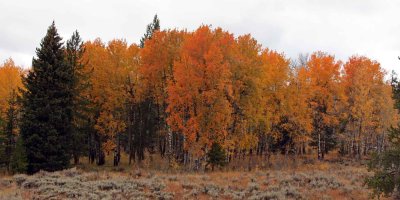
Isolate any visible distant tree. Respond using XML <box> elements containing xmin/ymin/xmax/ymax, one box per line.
<box><xmin>207</xmin><ymin>142</ymin><xmax>227</xmax><ymax>171</ymax></box>
<box><xmin>139</xmin><ymin>14</ymin><xmax>160</xmax><ymax>48</ymax></box>
<box><xmin>20</xmin><ymin>22</ymin><xmax>73</xmax><ymax>174</ymax></box>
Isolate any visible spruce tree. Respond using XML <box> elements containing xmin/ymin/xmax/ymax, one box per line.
<box><xmin>207</xmin><ymin>142</ymin><xmax>227</xmax><ymax>171</ymax></box>
<box><xmin>4</xmin><ymin>91</ymin><xmax>18</xmax><ymax>171</ymax></box>
<box><xmin>66</xmin><ymin>31</ymin><xmax>91</xmax><ymax>165</ymax></box>
<box><xmin>0</xmin><ymin>90</ymin><xmax>19</xmax><ymax>171</ymax></box>
<box><xmin>10</xmin><ymin>136</ymin><xmax>27</xmax><ymax>173</ymax></box>
<box><xmin>366</xmin><ymin>125</ymin><xmax>400</xmax><ymax>198</ymax></box>
<box><xmin>139</xmin><ymin>14</ymin><xmax>160</xmax><ymax>48</ymax></box>
<box><xmin>20</xmin><ymin>22</ymin><xmax>73</xmax><ymax>174</ymax></box>
<box><xmin>0</xmin><ymin>116</ymin><xmax>5</xmax><ymax>168</ymax></box>
<box><xmin>366</xmin><ymin>70</ymin><xmax>400</xmax><ymax>198</ymax></box>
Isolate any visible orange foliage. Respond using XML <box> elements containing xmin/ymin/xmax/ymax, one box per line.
<box><xmin>167</xmin><ymin>26</ymin><xmax>234</xmax><ymax>156</ymax></box>
<box><xmin>0</xmin><ymin>58</ymin><xmax>24</xmax><ymax>118</ymax></box>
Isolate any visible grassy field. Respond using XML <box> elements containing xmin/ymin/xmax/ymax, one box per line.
<box><xmin>0</xmin><ymin>154</ymin><xmax>391</xmax><ymax>200</ymax></box>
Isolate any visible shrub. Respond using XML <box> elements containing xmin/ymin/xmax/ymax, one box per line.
<box><xmin>13</xmin><ymin>174</ymin><xmax>27</xmax><ymax>186</ymax></box>
<box><xmin>182</xmin><ymin>181</ymin><xmax>198</xmax><ymax>190</ymax></box>
<box><xmin>202</xmin><ymin>183</ymin><xmax>222</xmax><ymax>197</ymax></box>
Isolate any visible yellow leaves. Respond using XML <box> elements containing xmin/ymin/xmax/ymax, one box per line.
<box><xmin>307</xmin><ymin>52</ymin><xmax>342</xmax><ymax>126</ymax></box>
<box><xmin>343</xmin><ymin>56</ymin><xmax>395</xmax><ymax>137</ymax></box>
<box><xmin>237</xmin><ymin>132</ymin><xmax>259</xmax><ymax>150</ymax></box>
<box><xmin>167</xmin><ymin>26</ymin><xmax>234</xmax><ymax>155</ymax></box>
<box><xmin>102</xmin><ymin>140</ymin><xmax>116</xmax><ymax>153</ymax></box>
<box><xmin>95</xmin><ymin>111</ymin><xmax>126</xmax><ymax>136</ymax></box>
<box><xmin>83</xmin><ymin>38</ymin><xmax>140</xmax><ymax>152</ymax></box>
<box><xmin>0</xmin><ymin>58</ymin><xmax>24</xmax><ymax>118</ymax></box>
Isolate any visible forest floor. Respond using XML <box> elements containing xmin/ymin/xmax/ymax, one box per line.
<box><xmin>0</xmin><ymin>155</ymin><xmax>392</xmax><ymax>200</ymax></box>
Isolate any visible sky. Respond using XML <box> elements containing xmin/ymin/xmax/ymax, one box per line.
<box><xmin>0</xmin><ymin>0</ymin><xmax>399</xmax><ymax>74</ymax></box>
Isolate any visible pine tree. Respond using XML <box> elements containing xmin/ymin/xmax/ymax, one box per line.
<box><xmin>366</xmin><ymin>69</ymin><xmax>400</xmax><ymax>198</ymax></box>
<box><xmin>10</xmin><ymin>136</ymin><xmax>27</xmax><ymax>173</ymax></box>
<box><xmin>391</xmin><ymin>70</ymin><xmax>400</xmax><ymax>111</ymax></box>
<box><xmin>206</xmin><ymin>142</ymin><xmax>227</xmax><ymax>171</ymax></box>
<box><xmin>20</xmin><ymin>22</ymin><xmax>73</xmax><ymax>174</ymax></box>
<box><xmin>66</xmin><ymin>30</ymin><xmax>91</xmax><ymax>165</ymax></box>
<box><xmin>139</xmin><ymin>14</ymin><xmax>160</xmax><ymax>48</ymax></box>
<box><xmin>4</xmin><ymin>91</ymin><xmax>18</xmax><ymax>171</ymax></box>
<box><xmin>366</xmin><ymin>125</ymin><xmax>400</xmax><ymax>198</ymax></box>
<box><xmin>0</xmin><ymin>116</ymin><xmax>5</xmax><ymax>168</ymax></box>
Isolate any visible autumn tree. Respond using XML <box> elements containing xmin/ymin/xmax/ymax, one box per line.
<box><xmin>0</xmin><ymin>58</ymin><xmax>24</xmax><ymax>116</ymax></box>
<box><xmin>306</xmin><ymin>52</ymin><xmax>342</xmax><ymax>160</ymax></box>
<box><xmin>81</xmin><ymin>39</ymin><xmax>108</xmax><ymax>165</ymax></box>
<box><xmin>83</xmin><ymin>38</ymin><xmax>140</xmax><ymax>166</ymax></box>
<box><xmin>139</xmin><ymin>30</ymin><xmax>186</xmax><ymax>163</ymax></box>
<box><xmin>342</xmin><ymin>56</ymin><xmax>395</xmax><ymax>157</ymax></box>
<box><xmin>167</xmin><ymin>26</ymin><xmax>234</xmax><ymax>166</ymax></box>
<box><xmin>259</xmin><ymin>49</ymin><xmax>293</xmax><ymax>155</ymax></box>
<box><xmin>226</xmin><ymin>34</ymin><xmax>262</xmax><ymax>161</ymax></box>
<box><xmin>284</xmin><ymin>60</ymin><xmax>313</xmax><ymax>155</ymax></box>
<box><xmin>0</xmin><ymin>59</ymin><xmax>24</xmax><ymax>170</ymax></box>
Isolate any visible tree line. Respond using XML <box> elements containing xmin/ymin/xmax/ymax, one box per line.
<box><xmin>0</xmin><ymin>16</ymin><xmax>398</xmax><ymax>174</ymax></box>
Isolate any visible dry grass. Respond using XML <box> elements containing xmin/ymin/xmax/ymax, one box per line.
<box><xmin>0</xmin><ymin>158</ymin><xmax>393</xmax><ymax>200</ymax></box>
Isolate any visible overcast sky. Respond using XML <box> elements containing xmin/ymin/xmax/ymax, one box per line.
<box><xmin>0</xmin><ymin>0</ymin><xmax>399</xmax><ymax>74</ymax></box>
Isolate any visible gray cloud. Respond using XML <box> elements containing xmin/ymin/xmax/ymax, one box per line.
<box><xmin>0</xmin><ymin>0</ymin><xmax>399</xmax><ymax>73</ymax></box>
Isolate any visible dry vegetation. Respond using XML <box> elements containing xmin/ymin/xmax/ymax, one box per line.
<box><xmin>0</xmin><ymin>156</ymin><xmax>391</xmax><ymax>200</ymax></box>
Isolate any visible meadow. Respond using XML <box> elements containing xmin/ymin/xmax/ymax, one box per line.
<box><xmin>0</xmin><ymin>153</ymin><xmax>387</xmax><ymax>200</ymax></box>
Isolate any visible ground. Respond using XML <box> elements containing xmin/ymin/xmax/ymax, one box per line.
<box><xmin>0</xmin><ymin>155</ymin><xmax>392</xmax><ymax>200</ymax></box>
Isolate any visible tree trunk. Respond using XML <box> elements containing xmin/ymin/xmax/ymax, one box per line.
<box><xmin>318</xmin><ymin>133</ymin><xmax>321</xmax><ymax>160</ymax></box>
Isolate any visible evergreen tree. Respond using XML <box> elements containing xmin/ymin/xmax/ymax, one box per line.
<box><xmin>0</xmin><ymin>116</ymin><xmax>5</xmax><ymax>168</ymax></box>
<box><xmin>10</xmin><ymin>136</ymin><xmax>27</xmax><ymax>173</ymax></box>
<box><xmin>20</xmin><ymin>22</ymin><xmax>73</xmax><ymax>174</ymax></box>
<box><xmin>391</xmin><ymin>70</ymin><xmax>400</xmax><ymax>110</ymax></box>
<box><xmin>366</xmin><ymin>69</ymin><xmax>400</xmax><ymax>198</ymax></box>
<box><xmin>139</xmin><ymin>14</ymin><xmax>160</xmax><ymax>48</ymax></box>
<box><xmin>66</xmin><ymin>30</ymin><xmax>92</xmax><ymax>165</ymax></box>
<box><xmin>4</xmin><ymin>91</ymin><xmax>18</xmax><ymax>171</ymax></box>
<box><xmin>0</xmin><ymin>90</ymin><xmax>18</xmax><ymax>171</ymax></box>
<box><xmin>366</xmin><ymin>125</ymin><xmax>400</xmax><ymax>198</ymax></box>
<box><xmin>206</xmin><ymin>142</ymin><xmax>227</xmax><ymax>171</ymax></box>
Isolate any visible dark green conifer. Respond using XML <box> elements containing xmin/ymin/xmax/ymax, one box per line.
<box><xmin>66</xmin><ymin>30</ymin><xmax>92</xmax><ymax>165</ymax></box>
<box><xmin>20</xmin><ymin>22</ymin><xmax>73</xmax><ymax>174</ymax></box>
<box><xmin>207</xmin><ymin>142</ymin><xmax>227</xmax><ymax>171</ymax></box>
<box><xmin>139</xmin><ymin>14</ymin><xmax>160</xmax><ymax>48</ymax></box>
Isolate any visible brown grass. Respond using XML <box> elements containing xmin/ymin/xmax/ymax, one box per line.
<box><xmin>0</xmin><ymin>154</ymin><xmax>394</xmax><ymax>199</ymax></box>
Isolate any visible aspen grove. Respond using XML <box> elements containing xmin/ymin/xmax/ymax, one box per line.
<box><xmin>0</xmin><ymin>18</ymin><xmax>398</xmax><ymax>173</ymax></box>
